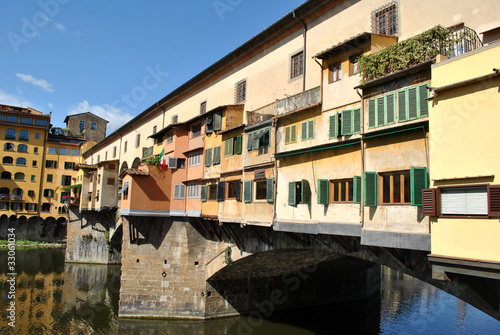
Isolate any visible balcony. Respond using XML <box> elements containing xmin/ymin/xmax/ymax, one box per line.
<box><xmin>359</xmin><ymin>25</ymin><xmax>483</xmax><ymax>83</ymax></box>
<box><xmin>275</xmin><ymin>87</ymin><xmax>321</xmax><ymax>116</ymax></box>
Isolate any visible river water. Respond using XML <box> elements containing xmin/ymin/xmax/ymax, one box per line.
<box><xmin>1</xmin><ymin>248</ymin><xmax>500</xmax><ymax>334</ymax></box>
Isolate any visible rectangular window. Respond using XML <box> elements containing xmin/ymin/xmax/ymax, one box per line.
<box><xmin>330</xmin><ymin>179</ymin><xmax>354</xmax><ymax>203</ymax></box>
<box><xmin>301</xmin><ymin>120</ymin><xmax>314</xmax><ymax>140</ymax></box>
<box><xmin>135</xmin><ymin>133</ymin><xmax>140</xmax><ymax>148</ymax></box>
<box><xmin>113</xmin><ymin>146</ymin><xmax>117</xmax><ymax>158</ymax></box>
<box><xmin>166</xmin><ymin>132</ymin><xmax>173</xmax><ymax>144</ymax></box>
<box><xmin>108</xmin><ymin>163</ymin><xmax>116</xmax><ymax>170</ymax></box>
<box><xmin>124</xmin><ymin>141</ymin><xmax>128</xmax><ymax>153</ymax></box>
<box><xmin>107</xmin><ymin>178</ymin><xmax>115</xmax><ymax>185</ymax></box>
<box><xmin>208</xmin><ymin>184</ymin><xmax>217</xmax><ymax>200</ymax></box>
<box><xmin>121</xmin><ymin>182</ymin><xmax>129</xmax><ymax>200</ymax></box>
<box><xmin>441</xmin><ymin>186</ymin><xmax>488</xmax><ymax>216</ymax></box>
<box><xmin>79</xmin><ymin>121</ymin><xmax>85</xmax><ymax>133</ymax></box>
<box><xmin>173</xmin><ymin>184</ymin><xmax>186</xmax><ymax>200</ymax></box>
<box><xmin>191</xmin><ymin>124</ymin><xmax>201</xmax><ymax>138</ymax></box>
<box><xmin>71</xmin><ymin>149</ymin><xmax>79</xmax><ymax>156</ymax></box>
<box><xmin>6</xmin><ymin>115</ymin><xmax>18</xmax><ymax>123</ymax></box>
<box><xmin>26</xmin><ymin>203</ymin><xmax>36</xmax><ymax>211</ymax></box>
<box><xmin>61</xmin><ymin>175</ymin><xmax>72</xmax><ymax>186</ymax></box>
<box><xmin>0</xmin><ymin>202</ymin><xmax>8</xmax><ymax>210</ymax></box>
<box><xmin>188</xmin><ymin>184</ymin><xmax>200</xmax><ymax>199</ymax></box>
<box><xmin>47</xmin><ymin>174</ymin><xmax>53</xmax><ymax>182</ymax></box>
<box><xmin>200</xmin><ymin>101</ymin><xmax>207</xmax><ymax>115</ymax></box>
<box><xmin>32</xmin><ymin>160</ymin><xmax>37</xmax><ymax>167</ymax></box>
<box><xmin>340</xmin><ymin>109</ymin><xmax>362</xmax><ymax>136</ymax></box>
<box><xmin>48</xmin><ymin>147</ymin><xmax>58</xmax><ymax>154</ymax></box>
<box><xmin>59</xmin><ymin>148</ymin><xmax>69</xmax><ymax>155</ymax></box>
<box><xmin>397</xmin><ymin>84</ymin><xmax>428</xmax><ymax>122</ymax></box>
<box><xmin>291</xmin><ymin>51</ymin><xmax>304</xmax><ymax>79</ymax></box>
<box><xmin>350</xmin><ymin>54</ymin><xmax>361</xmax><ymax>76</ymax></box>
<box><xmin>226</xmin><ymin>180</ymin><xmax>241</xmax><ymax>200</ymax></box>
<box><xmin>284</xmin><ymin>125</ymin><xmax>297</xmax><ymax>144</ymax></box>
<box><xmin>171</xmin><ymin>114</ymin><xmax>178</xmax><ymax>124</ymax></box>
<box><xmin>35</xmin><ymin>119</ymin><xmax>48</xmax><ymax>126</ymax></box>
<box><xmin>225</xmin><ymin>136</ymin><xmax>242</xmax><ymax>157</ymax></box>
<box><xmin>213</xmin><ymin>146</ymin><xmax>221</xmax><ymax>165</ymax></box>
<box><xmin>373</xmin><ymin>2</ymin><xmax>398</xmax><ymax>36</ymax></box>
<box><xmin>43</xmin><ymin>189</ymin><xmax>54</xmax><ymax>197</ymax></box>
<box><xmin>189</xmin><ymin>152</ymin><xmax>201</xmax><ymax>167</ymax></box>
<box><xmin>28</xmin><ymin>190</ymin><xmax>35</xmax><ymax>197</ymax></box>
<box><xmin>42</xmin><ymin>203</ymin><xmax>51</xmax><ymax>212</ymax></box>
<box><xmin>255</xmin><ymin>180</ymin><xmax>267</xmax><ymax>200</ymax></box>
<box><xmin>288</xmin><ymin>180</ymin><xmax>310</xmax><ymax>205</ymax></box>
<box><xmin>380</xmin><ymin>171</ymin><xmax>411</xmax><ymax>204</ymax></box>
<box><xmin>35</xmin><ymin>133</ymin><xmax>40</xmax><ymax>139</ymax></box>
<box><xmin>236</xmin><ymin>80</ymin><xmax>247</xmax><ymax>103</ymax></box>
<box><xmin>31</xmin><ymin>175</ymin><xmax>36</xmax><ymax>182</ymax></box>
<box><xmin>248</xmin><ymin>129</ymin><xmax>269</xmax><ymax>151</ymax></box>
<box><xmin>329</xmin><ymin>63</ymin><xmax>342</xmax><ymax>83</ymax></box>
<box><xmin>91</xmin><ymin>122</ymin><xmax>97</xmax><ymax>130</ymax></box>
<box><xmin>20</xmin><ymin>117</ymin><xmax>33</xmax><ymax>124</ymax></box>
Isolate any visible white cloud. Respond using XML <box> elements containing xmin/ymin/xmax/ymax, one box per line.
<box><xmin>16</xmin><ymin>73</ymin><xmax>54</xmax><ymax>93</ymax></box>
<box><xmin>53</xmin><ymin>22</ymin><xmax>66</xmax><ymax>32</ymax></box>
<box><xmin>0</xmin><ymin>89</ymin><xmax>34</xmax><ymax>108</ymax></box>
<box><xmin>48</xmin><ymin>103</ymin><xmax>54</xmax><ymax>108</ymax></box>
<box><xmin>67</xmin><ymin>101</ymin><xmax>134</xmax><ymax>134</ymax></box>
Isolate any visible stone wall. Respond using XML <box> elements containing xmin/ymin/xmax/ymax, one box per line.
<box><xmin>65</xmin><ymin>206</ymin><xmax>121</xmax><ymax>264</ymax></box>
<box><xmin>0</xmin><ymin>215</ymin><xmax>66</xmax><ymax>242</ymax></box>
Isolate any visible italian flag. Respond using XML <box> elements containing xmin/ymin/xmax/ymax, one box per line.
<box><xmin>160</xmin><ymin>148</ymin><xmax>167</xmax><ymax>169</ymax></box>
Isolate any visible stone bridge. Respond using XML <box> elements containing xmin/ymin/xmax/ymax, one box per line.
<box><xmin>106</xmin><ymin>217</ymin><xmax>500</xmax><ymax>321</ymax></box>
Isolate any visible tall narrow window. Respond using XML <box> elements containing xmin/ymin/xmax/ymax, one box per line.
<box><xmin>200</xmin><ymin>101</ymin><xmax>207</xmax><ymax>114</ymax></box>
<box><xmin>91</xmin><ymin>122</ymin><xmax>97</xmax><ymax>130</ymax></box>
<box><xmin>79</xmin><ymin>121</ymin><xmax>85</xmax><ymax>133</ymax></box>
<box><xmin>329</xmin><ymin>63</ymin><xmax>342</xmax><ymax>83</ymax></box>
<box><xmin>5</xmin><ymin>128</ymin><xmax>16</xmax><ymax>140</ymax></box>
<box><xmin>135</xmin><ymin>134</ymin><xmax>140</xmax><ymax>148</ymax></box>
<box><xmin>236</xmin><ymin>80</ymin><xmax>247</xmax><ymax>103</ymax></box>
<box><xmin>291</xmin><ymin>51</ymin><xmax>304</xmax><ymax>79</ymax></box>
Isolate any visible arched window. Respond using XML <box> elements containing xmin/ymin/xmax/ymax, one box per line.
<box><xmin>14</xmin><ymin>173</ymin><xmax>25</xmax><ymax>181</ymax></box>
<box><xmin>12</xmin><ymin>188</ymin><xmax>23</xmax><ymax>200</ymax></box>
<box><xmin>17</xmin><ymin>144</ymin><xmax>28</xmax><ymax>152</ymax></box>
<box><xmin>0</xmin><ymin>188</ymin><xmax>9</xmax><ymax>199</ymax></box>
<box><xmin>5</xmin><ymin>128</ymin><xmax>16</xmax><ymax>140</ymax></box>
<box><xmin>16</xmin><ymin>157</ymin><xmax>27</xmax><ymax>166</ymax></box>
<box><xmin>1</xmin><ymin>172</ymin><xmax>11</xmax><ymax>179</ymax></box>
<box><xmin>2</xmin><ymin>156</ymin><xmax>13</xmax><ymax>164</ymax></box>
<box><xmin>19</xmin><ymin>130</ymin><xmax>29</xmax><ymax>141</ymax></box>
<box><xmin>4</xmin><ymin>143</ymin><xmax>14</xmax><ymax>151</ymax></box>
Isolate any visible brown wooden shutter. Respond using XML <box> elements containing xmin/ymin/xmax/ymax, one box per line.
<box><xmin>422</xmin><ymin>188</ymin><xmax>438</xmax><ymax>216</ymax></box>
<box><xmin>488</xmin><ymin>185</ymin><xmax>500</xmax><ymax>217</ymax></box>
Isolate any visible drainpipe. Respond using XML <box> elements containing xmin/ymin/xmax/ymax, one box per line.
<box><xmin>293</xmin><ymin>10</ymin><xmax>307</xmax><ymax>92</ymax></box>
<box><xmin>355</xmin><ymin>88</ymin><xmax>365</xmax><ymax>227</ymax></box>
<box><xmin>314</xmin><ymin>57</ymin><xmax>324</xmax><ymax>103</ymax></box>
<box><xmin>272</xmin><ymin>118</ymin><xmax>278</xmax><ymax>227</ymax></box>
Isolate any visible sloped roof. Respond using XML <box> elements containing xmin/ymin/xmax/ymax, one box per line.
<box><xmin>64</xmin><ymin>112</ymin><xmax>109</xmax><ymax>124</ymax></box>
<box><xmin>119</xmin><ymin>168</ymin><xmax>150</xmax><ymax>178</ymax></box>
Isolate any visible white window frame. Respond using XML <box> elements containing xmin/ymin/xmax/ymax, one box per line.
<box><xmin>187</xmin><ymin>183</ymin><xmax>200</xmax><ymax>199</ymax></box>
<box><xmin>189</xmin><ymin>152</ymin><xmax>201</xmax><ymax>167</ymax></box>
<box><xmin>173</xmin><ymin>184</ymin><xmax>186</xmax><ymax>200</ymax></box>
<box><xmin>440</xmin><ymin>186</ymin><xmax>488</xmax><ymax>216</ymax></box>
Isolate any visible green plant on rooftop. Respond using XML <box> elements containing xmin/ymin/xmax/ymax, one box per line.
<box><xmin>359</xmin><ymin>25</ymin><xmax>454</xmax><ymax>83</ymax></box>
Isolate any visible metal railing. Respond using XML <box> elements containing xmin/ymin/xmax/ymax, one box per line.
<box><xmin>447</xmin><ymin>25</ymin><xmax>483</xmax><ymax>57</ymax></box>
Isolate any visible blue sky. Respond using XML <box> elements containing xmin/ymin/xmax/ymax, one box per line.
<box><xmin>1</xmin><ymin>0</ymin><xmax>305</xmax><ymax>134</ymax></box>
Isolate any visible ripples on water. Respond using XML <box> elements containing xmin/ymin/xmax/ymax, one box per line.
<box><xmin>1</xmin><ymin>249</ymin><xmax>499</xmax><ymax>334</ymax></box>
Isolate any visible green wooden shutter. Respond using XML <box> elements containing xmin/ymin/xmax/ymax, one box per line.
<box><xmin>353</xmin><ymin>176</ymin><xmax>362</xmax><ymax>204</ymax></box>
<box><xmin>410</xmin><ymin>167</ymin><xmax>428</xmax><ymax>206</ymax></box>
<box><xmin>290</xmin><ymin>125</ymin><xmax>297</xmax><ymax>143</ymax></box>
<box><xmin>341</xmin><ymin>110</ymin><xmax>352</xmax><ymax>135</ymax></box>
<box><xmin>308</xmin><ymin>120</ymin><xmax>314</xmax><ymax>139</ymax></box>
<box><xmin>235</xmin><ymin>180</ymin><xmax>241</xmax><ymax>201</ymax></box>
<box><xmin>213</xmin><ymin>146</ymin><xmax>221</xmax><ymax>165</ymax></box>
<box><xmin>329</xmin><ymin>114</ymin><xmax>338</xmax><ymax>139</ymax></box>
<box><xmin>386</xmin><ymin>93</ymin><xmax>395</xmax><ymax>124</ymax></box>
<box><xmin>377</xmin><ymin>97</ymin><xmax>385</xmax><ymax>127</ymax></box>
<box><xmin>288</xmin><ymin>182</ymin><xmax>296</xmax><ymax>206</ymax></box>
<box><xmin>285</xmin><ymin>126</ymin><xmax>291</xmax><ymax>143</ymax></box>
<box><xmin>201</xmin><ymin>185</ymin><xmax>208</xmax><ymax>202</ymax></box>
<box><xmin>213</xmin><ymin>112</ymin><xmax>222</xmax><ymax>131</ymax></box>
<box><xmin>204</xmin><ymin>148</ymin><xmax>212</xmax><ymax>166</ymax></box>
<box><xmin>317</xmin><ymin>179</ymin><xmax>329</xmax><ymax>205</ymax></box>
<box><xmin>398</xmin><ymin>90</ymin><xmax>407</xmax><ymax>122</ymax></box>
<box><xmin>368</xmin><ymin>99</ymin><xmax>376</xmax><ymax>128</ymax></box>
<box><xmin>419</xmin><ymin>84</ymin><xmax>429</xmax><ymax>117</ymax></box>
<box><xmin>353</xmin><ymin>108</ymin><xmax>361</xmax><ymax>134</ymax></box>
<box><xmin>301</xmin><ymin>180</ymin><xmax>310</xmax><ymax>204</ymax></box>
<box><xmin>224</xmin><ymin>139</ymin><xmax>233</xmax><ymax>156</ymax></box>
<box><xmin>216</xmin><ymin>181</ymin><xmax>225</xmax><ymax>202</ymax></box>
<box><xmin>247</xmin><ymin>133</ymin><xmax>254</xmax><ymax>150</ymax></box>
<box><xmin>205</xmin><ymin>115</ymin><xmax>213</xmax><ymax>134</ymax></box>
<box><xmin>235</xmin><ymin>135</ymin><xmax>242</xmax><ymax>154</ymax></box>
<box><xmin>408</xmin><ymin>87</ymin><xmax>418</xmax><ymax>119</ymax></box>
<box><xmin>363</xmin><ymin>172</ymin><xmax>377</xmax><ymax>207</ymax></box>
<box><xmin>301</xmin><ymin>121</ymin><xmax>308</xmax><ymax>140</ymax></box>
<box><xmin>244</xmin><ymin>180</ymin><xmax>252</xmax><ymax>203</ymax></box>
<box><xmin>266</xmin><ymin>178</ymin><xmax>274</xmax><ymax>203</ymax></box>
